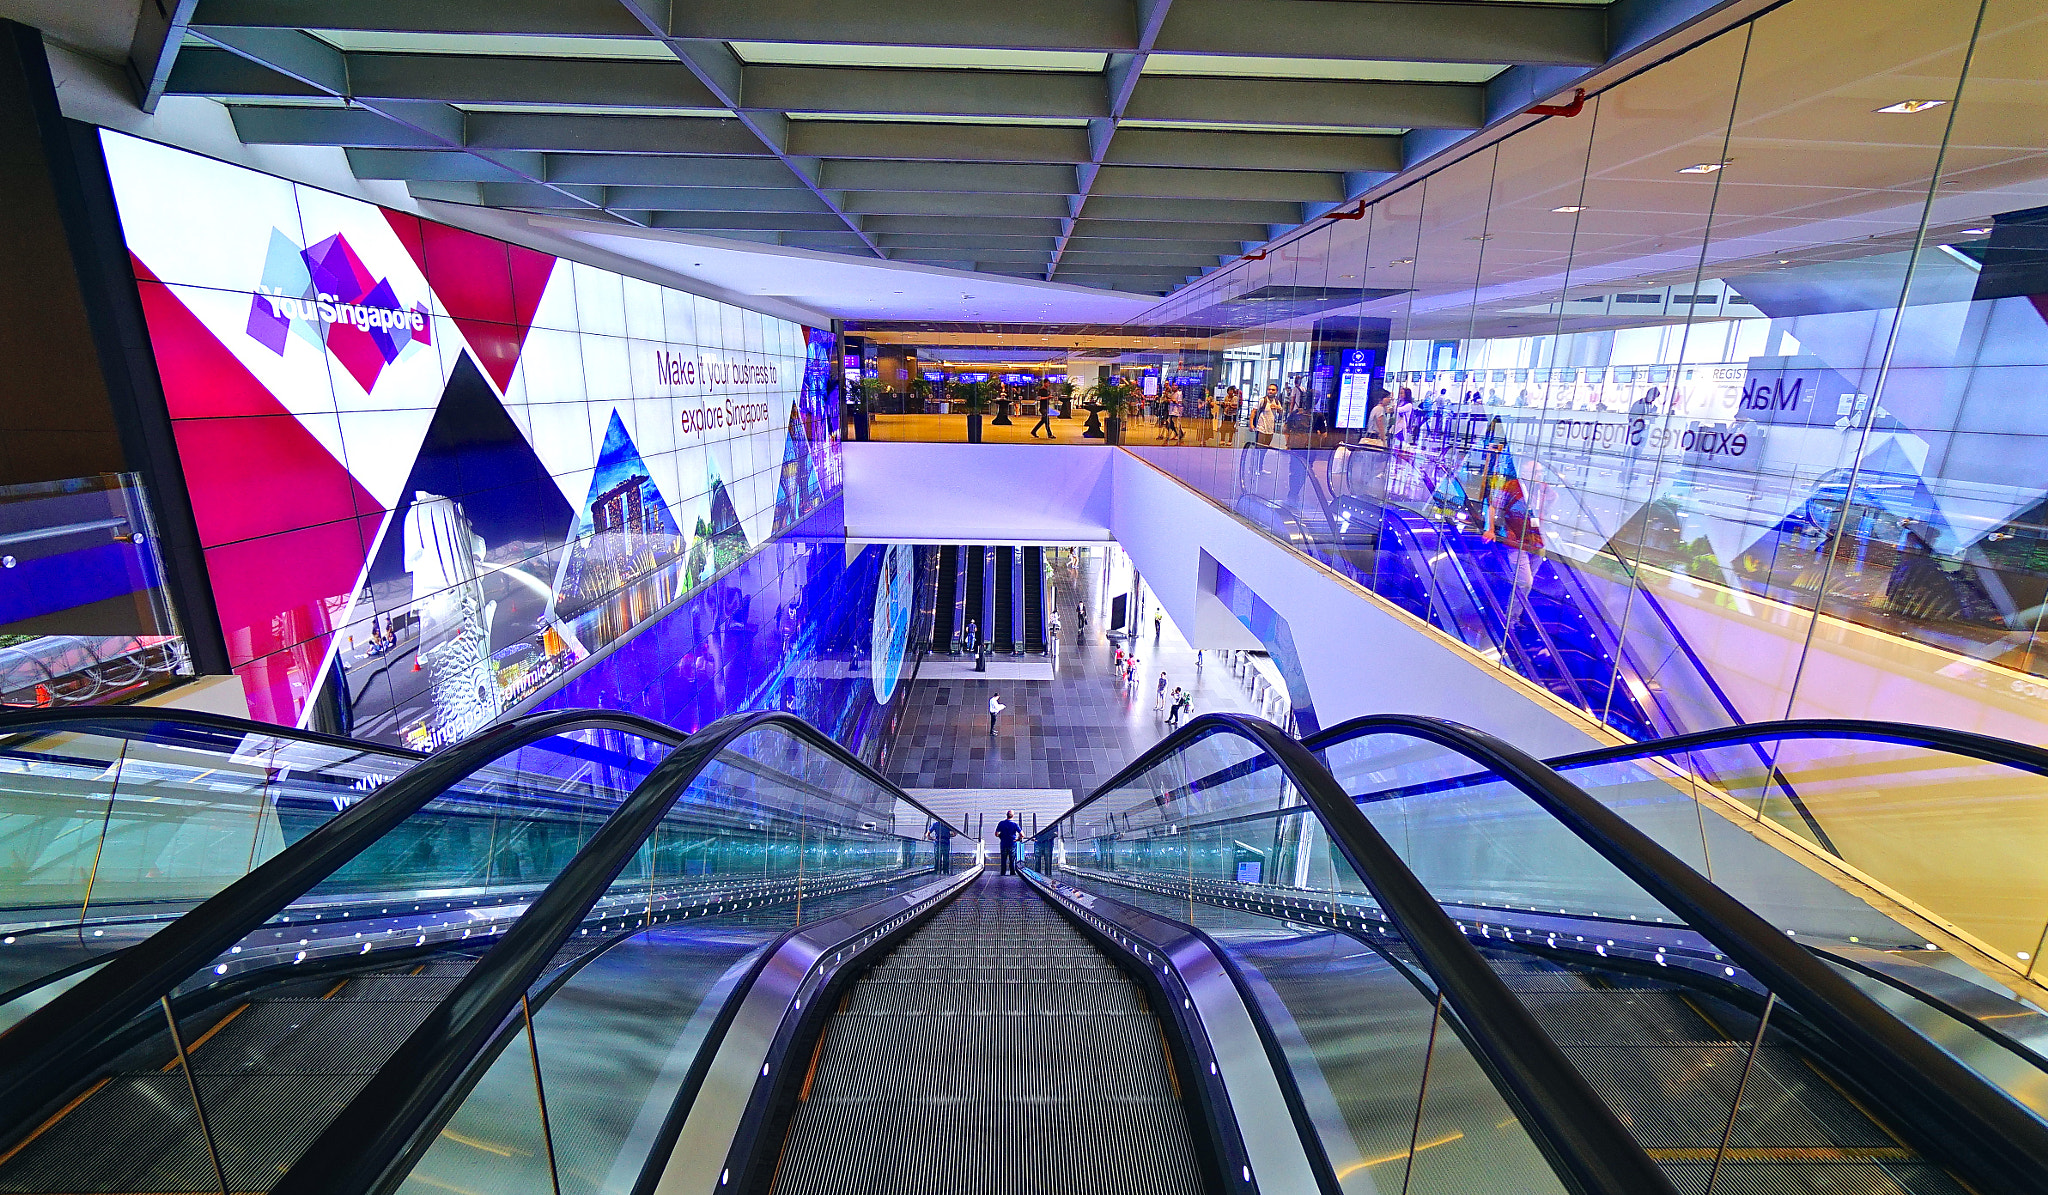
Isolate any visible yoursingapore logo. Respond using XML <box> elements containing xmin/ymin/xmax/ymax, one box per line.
<box><xmin>245</xmin><ymin>228</ymin><xmax>431</xmax><ymax>393</ymax></box>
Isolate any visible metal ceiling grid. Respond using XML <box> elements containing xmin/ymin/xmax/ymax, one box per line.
<box><xmin>136</xmin><ymin>0</ymin><xmax>1644</xmax><ymax>297</ymax></box>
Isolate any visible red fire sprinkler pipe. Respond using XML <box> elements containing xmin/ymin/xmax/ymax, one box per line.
<box><xmin>1527</xmin><ymin>88</ymin><xmax>1587</xmax><ymax>117</ymax></box>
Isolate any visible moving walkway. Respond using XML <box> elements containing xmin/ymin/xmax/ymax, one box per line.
<box><xmin>1</xmin><ymin>704</ymin><xmax>2045</xmax><ymax>1195</ymax></box>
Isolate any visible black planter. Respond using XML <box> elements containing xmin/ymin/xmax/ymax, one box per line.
<box><xmin>1105</xmin><ymin>416</ymin><xmax>1124</xmax><ymax>445</ymax></box>
<box><xmin>1080</xmin><ymin>403</ymin><xmax>1105</xmax><ymax>439</ymax></box>
<box><xmin>991</xmin><ymin>398</ymin><xmax>1015</xmax><ymax>426</ymax></box>
<box><xmin>967</xmin><ymin>412</ymin><xmax>983</xmax><ymax>443</ymax></box>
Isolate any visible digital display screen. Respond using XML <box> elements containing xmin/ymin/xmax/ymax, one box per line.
<box><xmin>100</xmin><ymin>131</ymin><xmax>843</xmax><ymax>743</ymax></box>
<box><xmin>1336</xmin><ymin>348</ymin><xmax>1382</xmax><ymax>429</ymax></box>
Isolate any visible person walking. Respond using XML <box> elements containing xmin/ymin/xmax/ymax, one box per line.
<box><xmin>963</xmin><ymin>618</ymin><xmax>979</xmax><ymax>652</ymax></box>
<box><xmin>1030</xmin><ymin>400</ymin><xmax>1056</xmax><ymax>439</ymax></box>
<box><xmin>1155</xmin><ymin>670</ymin><xmax>1169</xmax><ymax>716</ymax></box>
<box><xmin>996</xmin><ymin>810</ymin><xmax>1022</xmax><ymax>876</ymax></box>
<box><xmin>1196</xmin><ymin>649</ymin><xmax>1204</xmax><ymax>675</ymax></box>
<box><xmin>1077</xmin><ymin>600</ymin><xmax>1086</xmax><ymax>630</ymax></box>
<box><xmin>988</xmin><ymin>691</ymin><xmax>1005</xmax><ymax>735</ymax></box>
<box><xmin>927</xmin><ymin>817</ymin><xmax>954</xmax><ymax>874</ymax></box>
<box><xmin>1153</xmin><ymin>609</ymin><xmax>1163</xmax><ymax>641</ymax></box>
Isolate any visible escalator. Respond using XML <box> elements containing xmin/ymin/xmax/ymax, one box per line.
<box><xmin>764</xmin><ymin>875</ymin><xmax>1204</xmax><ymax>1195</ymax></box>
<box><xmin>1022</xmin><ymin>545</ymin><xmax>1047</xmax><ymax>653</ymax></box>
<box><xmin>993</xmin><ymin>546</ymin><xmax>1016</xmax><ymax>654</ymax></box>
<box><xmin>962</xmin><ymin>545</ymin><xmax>986</xmax><ymax>648</ymax></box>
<box><xmin>5</xmin><ymin>705</ymin><xmax>2048</xmax><ymax>1195</ymax></box>
<box><xmin>932</xmin><ymin>544</ymin><xmax>959</xmax><ymax>652</ymax></box>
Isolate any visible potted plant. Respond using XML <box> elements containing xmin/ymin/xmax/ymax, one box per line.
<box><xmin>959</xmin><ymin>377</ymin><xmax>993</xmax><ymax>443</ymax></box>
<box><xmin>1085</xmin><ymin>377</ymin><xmax>1132</xmax><ymax>444</ymax></box>
<box><xmin>908</xmin><ymin>377</ymin><xmax>933</xmax><ymax>413</ymax></box>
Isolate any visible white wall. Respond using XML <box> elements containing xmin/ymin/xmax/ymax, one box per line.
<box><xmin>840</xmin><ymin>440</ymin><xmax>1614</xmax><ymax>755</ymax></box>
<box><xmin>842</xmin><ymin>443</ymin><xmax>1114</xmax><ymax>543</ymax></box>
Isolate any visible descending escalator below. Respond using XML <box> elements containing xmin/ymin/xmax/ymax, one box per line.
<box><xmin>767</xmin><ymin>874</ymin><xmax>1203</xmax><ymax>1195</ymax></box>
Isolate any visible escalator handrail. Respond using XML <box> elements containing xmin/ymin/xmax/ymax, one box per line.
<box><xmin>1303</xmin><ymin>712</ymin><xmax>2048</xmax><ymax>1189</ymax></box>
<box><xmin>1538</xmin><ymin>715</ymin><xmax>2048</xmax><ymax>781</ymax></box>
<box><xmin>0</xmin><ymin>708</ymin><xmax>689</xmax><ymax>1131</ymax></box>
<box><xmin>1300</xmin><ymin>716</ymin><xmax>2048</xmax><ymax>814</ymax></box>
<box><xmin>273</xmin><ymin>709</ymin><xmax>959</xmax><ymax>1195</ymax></box>
<box><xmin>0</xmin><ymin>703</ymin><xmax>427</xmax><ymax>760</ymax></box>
<box><xmin>1043</xmin><ymin>712</ymin><xmax>1677</xmax><ymax>1195</ymax></box>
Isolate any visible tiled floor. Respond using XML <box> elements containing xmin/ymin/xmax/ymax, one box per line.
<box><xmin>884</xmin><ymin>545</ymin><xmax>1264</xmax><ymax>792</ymax></box>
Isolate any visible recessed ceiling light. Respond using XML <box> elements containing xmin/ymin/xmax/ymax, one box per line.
<box><xmin>1553</xmin><ymin>205</ymin><xmax>1585</xmax><ymax>213</ymax></box>
<box><xmin>1678</xmin><ymin>161</ymin><xmax>1729</xmax><ymax>174</ymax></box>
<box><xmin>1963</xmin><ymin>226</ymin><xmax>1992</xmax><ymax>235</ymax></box>
<box><xmin>1876</xmin><ymin>99</ymin><xmax>1946</xmax><ymax>114</ymax></box>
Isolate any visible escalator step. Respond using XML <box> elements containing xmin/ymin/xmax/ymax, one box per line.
<box><xmin>845</xmin><ymin>980</ymin><xmax>1145</xmax><ymax>1015</ymax></box>
<box><xmin>0</xmin><ymin>1072</ymin><xmax>376</xmax><ymax>1194</ymax></box>
<box><xmin>771</xmin><ymin>877</ymin><xmax>1204</xmax><ymax>1195</ymax></box>
<box><xmin>184</xmin><ymin>998</ymin><xmax>443</xmax><ymax>1074</ymax></box>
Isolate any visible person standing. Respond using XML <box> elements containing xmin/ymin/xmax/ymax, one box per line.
<box><xmin>988</xmin><ymin>691</ymin><xmax>1005</xmax><ymax>734</ymax></box>
<box><xmin>1196</xmin><ymin>649</ymin><xmax>1204</xmax><ymax>674</ymax></box>
<box><xmin>963</xmin><ymin>618</ymin><xmax>979</xmax><ymax>652</ymax></box>
<box><xmin>1167</xmin><ymin>687</ymin><xmax>1188</xmax><ymax>728</ymax></box>
<box><xmin>1153</xmin><ymin>609</ymin><xmax>1163</xmax><ymax>641</ymax></box>
<box><xmin>927</xmin><ymin>817</ymin><xmax>954</xmax><ymax>874</ymax></box>
<box><xmin>996</xmin><ymin>810</ymin><xmax>1022</xmax><ymax>876</ymax></box>
<box><xmin>1155</xmin><ymin>670</ymin><xmax>1169</xmax><ymax>716</ymax></box>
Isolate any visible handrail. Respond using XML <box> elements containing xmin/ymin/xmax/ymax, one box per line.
<box><xmin>1043</xmin><ymin>712</ymin><xmax>1677</xmax><ymax>1195</ymax></box>
<box><xmin>1539</xmin><ymin>715</ymin><xmax>2048</xmax><ymax>780</ymax></box>
<box><xmin>1295</xmin><ymin>716</ymin><xmax>2048</xmax><ymax>808</ymax></box>
<box><xmin>0</xmin><ymin>703</ymin><xmax>427</xmax><ymax>760</ymax></box>
<box><xmin>273</xmin><ymin>710</ymin><xmax>964</xmax><ymax>1195</ymax></box>
<box><xmin>1303</xmin><ymin>713</ymin><xmax>2048</xmax><ymax>1193</ymax></box>
<box><xmin>0</xmin><ymin>708</ymin><xmax>689</xmax><ymax>1131</ymax></box>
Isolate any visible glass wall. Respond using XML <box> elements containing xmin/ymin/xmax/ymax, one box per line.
<box><xmin>1123</xmin><ymin>0</ymin><xmax>2048</xmax><ymax>743</ymax></box>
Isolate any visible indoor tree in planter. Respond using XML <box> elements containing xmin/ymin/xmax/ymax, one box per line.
<box><xmin>1084</xmin><ymin>376</ymin><xmax>1132</xmax><ymax>444</ymax></box>
<box><xmin>959</xmin><ymin>376</ymin><xmax>996</xmax><ymax>443</ymax></box>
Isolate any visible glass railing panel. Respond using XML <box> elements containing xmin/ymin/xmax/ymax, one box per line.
<box><xmin>0</xmin><ymin>722</ymin><xmax>423</xmax><ymax>1005</ymax></box>
<box><xmin>1047</xmin><ymin>724</ymin><xmax>1568</xmax><ymax>1194</ymax></box>
<box><xmin>1404</xmin><ymin>999</ymin><xmax>1570</xmax><ymax>1195</ymax></box>
<box><xmin>1325</xmin><ymin>734</ymin><xmax>1680</xmax><ymax>926</ymax></box>
<box><xmin>1557</xmin><ymin>736</ymin><xmax>2048</xmax><ymax>985</ymax></box>
<box><xmin>1319</xmin><ymin>728</ymin><xmax>1988</xmax><ymax>1193</ymax></box>
<box><xmin>401</xmin><ymin>722</ymin><xmax>954</xmax><ymax>1195</ymax></box>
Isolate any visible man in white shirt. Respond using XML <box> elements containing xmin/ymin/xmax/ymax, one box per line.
<box><xmin>988</xmin><ymin>692</ymin><xmax>1005</xmax><ymax>735</ymax></box>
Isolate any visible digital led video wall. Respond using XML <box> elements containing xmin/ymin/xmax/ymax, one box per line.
<box><xmin>99</xmin><ymin>131</ymin><xmax>842</xmax><ymax>746</ymax></box>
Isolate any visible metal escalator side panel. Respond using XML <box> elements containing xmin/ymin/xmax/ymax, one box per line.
<box><xmin>1028</xmin><ymin>871</ymin><xmax>1330</xmax><ymax>1195</ymax></box>
<box><xmin>270</xmin><ymin>712</ymin><xmax>971</xmax><ymax>1195</ymax></box>
<box><xmin>1051</xmin><ymin>713</ymin><xmax>1679</xmax><ymax>1195</ymax></box>
<box><xmin>0</xmin><ymin>709</ymin><xmax>691</xmax><ymax>1142</ymax></box>
<box><xmin>1305</xmin><ymin>712</ymin><xmax>2048</xmax><ymax>1195</ymax></box>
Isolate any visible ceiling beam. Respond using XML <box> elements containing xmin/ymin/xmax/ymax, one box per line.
<box><xmin>601</xmin><ymin>186</ymin><xmax>835</xmax><ymax>212</ymax></box>
<box><xmin>864</xmin><ymin>215</ymin><xmax>1064</xmax><ymax>237</ymax></box>
<box><xmin>129</xmin><ymin>0</ymin><xmax>201</xmax><ymax>112</ymax></box>
<box><xmin>841</xmin><ymin>191</ymin><xmax>1071</xmax><ymax>218</ymax></box>
<box><xmin>744</xmin><ymin>65</ymin><xmax>1106</xmax><ymax>120</ymax></box>
<box><xmin>543</xmin><ymin>154</ymin><xmax>803</xmax><ymax>187</ymax></box>
<box><xmin>1089</xmin><ymin>165</ymin><xmax>1343</xmax><ymax>202</ymax></box>
<box><xmin>466</xmin><ymin>112</ymin><xmax>768</xmax><ymax>154</ymax></box>
<box><xmin>1156</xmin><ymin>0</ymin><xmax>1605</xmax><ymax>65</ymax></box>
<box><xmin>647</xmin><ymin>211</ymin><xmax>858</xmax><ymax>232</ymax></box>
<box><xmin>663</xmin><ymin>0</ymin><xmax>1136</xmax><ymax>50</ymax></box>
<box><xmin>1105</xmin><ymin>127</ymin><xmax>1401</xmax><ymax>172</ymax></box>
<box><xmin>1070</xmin><ymin>218</ymin><xmax>1270</xmax><ymax>240</ymax></box>
<box><xmin>1078</xmin><ymin>195</ymin><xmax>1304</xmax><ymax>224</ymax></box>
<box><xmin>650</xmin><ymin>0</ymin><xmax>1603</xmax><ymax>64</ymax></box>
<box><xmin>190</xmin><ymin>0</ymin><xmax>652</xmax><ymax>37</ymax></box>
<box><xmin>874</xmin><ymin>234</ymin><xmax>1060</xmax><ymax>251</ymax></box>
<box><xmin>787</xmin><ymin>121</ymin><xmax>1091</xmax><ymax>163</ymax></box>
<box><xmin>817</xmin><ymin>160</ymin><xmax>1077</xmax><ymax>194</ymax></box>
<box><xmin>1124</xmin><ymin>76</ymin><xmax>1484</xmax><ymax>131</ymax></box>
